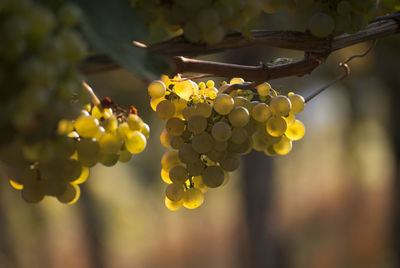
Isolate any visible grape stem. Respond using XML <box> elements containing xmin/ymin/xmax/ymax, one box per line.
<box><xmin>305</xmin><ymin>40</ymin><xmax>377</xmax><ymax>103</ymax></box>
<box><xmin>82</xmin><ymin>81</ymin><xmax>102</xmax><ymax>107</ymax></box>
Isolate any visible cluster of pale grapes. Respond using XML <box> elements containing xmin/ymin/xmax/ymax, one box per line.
<box><xmin>264</xmin><ymin>0</ymin><xmax>378</xmax><ymax>37</ymax></box>
<box><xmin>6</xmin><ymin>99</ymin><xmax>149</xmax><ymax>204</ymax></box>
<box><xmin>131</xmin><ymin>0</ymin><xmax>264</xmax><ymax>44</ymax></box>
<box><xmin>148</xmin><ymin>75</ymin><xmax>306</xmax><ymax>210</ymax></box>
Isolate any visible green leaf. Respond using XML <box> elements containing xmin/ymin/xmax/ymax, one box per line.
<box><xmin>75</xmin><ymin>0</ymin><xmax>169</xmax><ymax>79</ymax></box>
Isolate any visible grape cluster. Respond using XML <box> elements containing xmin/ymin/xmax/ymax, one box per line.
<box><xmin>132</xmin><ymin>0</ymin><xmax>264</xmax><ymax>44</ymax></box>
<box><xmin>148</xmin><ymin>76</ymin><xmax>306</xmax><ymax>210</ymax></box>
<box><xmin>7</xmin><ymin>98</ymin><xmax>150</xmax><ymax>204</ymax></box>
<box><xmin>263</xmin><ymin>0</ymin><xmax>378</xmax><ymax>37</ymax></box>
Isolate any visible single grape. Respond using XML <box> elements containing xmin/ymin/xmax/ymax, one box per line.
<box><xmin>228</xmin><ymin>106</ymin><xmax>250</xmax><ymax>128</ymax></box>
<box><xmin>213</xmin><ymin>94</ymin><xmax>234</xmax><ymax>115</ymax></box>
<box><xmin>183</xmin><ymin>188</ymin><xmax>204</xmax><ymax>209</ymax></box>
<box><xmin>187</xmin><ymin>159</ymin><xmax>205</xmax><ymax>176</ymax></box>
<box><xmin>169</xmin><ymin>165</ymin><xmax>188</xmax><ymax>184</ymax></box>
<box><xmin>178</xmin><ymin>143</ymin><xmax>199</xmax><ymax>164</ymax></box>
<box><xmin>170</xmin><ymin>136</ymin><xmax>185</xmax><ymax>149</ymax></box>
<box><xmin>99</xmin><ymin>133</ymin><xmax>122</xmax><ymax>154</ymax></box>
<box><xmin>125</xmin><ymin>131</ymin><xmax>147</xmax><ymax>154</ymax></box>
<box><xmin>156</xmin><ymin>100</ymin><xmax>176</xmax><ymax>120</ymax></box>
<box><xmin>273</xmin><ymin>136</ymin><xmax>292</xmax><ymax>155</ymax></box>
<box><xmin>161</xmin><ymin>151</ymin><xmax>182</xmax><ymax>171</ymax></box>
<box><xmin>148</xmin><ymin>80</ymin><xmax>166</xmax><ymax>99</ymax></box>
<box><xmin>251</xmin><ymin>103</ymin><xmax>272</xmax><ymax>122</ymax></box>
<box><xmin>165</xmin><ymin>196</ymin><xmax>183</xmax><ymax>211</ymax></box>
<box><xmin>192</xmin><ymin>132</ymin><xmax>213</xmax><ymax>153</ymax></box>
<box><xmin>187</xmin><ymin>114</ymin><xmax>207</xmax><ymax>134</ymax></box>
<box><xmin>285</xmin><ymin>120</ymin><xmax>305</xmax><ymax>141</ymax></box>
<box><xmin>194</xmin><ymin>102</ymin><xmax>212</xmax><ymax>118</ymax></box>
<box><xmin>127</xmin><ymin>114</ymin><xmax>144</xmax><ymax>131</ymax></box>
<box><xmin>288</xmin><ymin>93</ymin><xmax>305</xmax><ymax>114</ymax></box>
<box><xmin>161</xmin><ymin>168</ymin><xmax>172</xmax><ymax>184</ymax></box>
<box><xmin>211</xmin><ymin>121</ymin><xmax>231</xmax><ymax>142</ymax></box>
<box><xmin>202</xmin><ymin>165</ymin><xmax>225</xmax><ymax>188</ymax></box>
<box><xmin>266</xmin><ymin>116</ymin><xmax>287</xmax><ymax>137</ymax></box>
<box><xmin>166</xmin><ymin>117</ymin><xmax>185</xmax><ymax>136</ymax></box>
<box><xmin>231</xmin><ymin>127</ymin><xmax>249</xmax><ymax>144</ymax></box>
<box><xmin>165</xmin><ymin>183</ymin><xmax>184</xmax><ymax>201</ymax></box>
<box><xmin>270</xmin><ymin>95</ymin><xmax>291</xmax><ymax>116</ymax></box>
<box><xmin>74</xmin><ymin>115</ymin><xmax>99</xmax><ymax>138</ymax></box>
<box><xmin>256</xmin><ymin>82</ymin><xmax>271</xmax><ymax>96</ymax></box>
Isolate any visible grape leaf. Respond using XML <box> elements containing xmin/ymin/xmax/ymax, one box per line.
<box><xmin>75</xmin><ymin>0</ymin><xmax>170</xmax><ymax>79</ymax></box>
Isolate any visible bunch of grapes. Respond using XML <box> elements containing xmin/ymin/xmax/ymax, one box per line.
<box><xmin>148</xmin><ymin>75</ymin><xmax>306</xmax><ymax>210</ymax></box>
<box><xmin>7</xmin><ymin>97</ymin><xmax>150</xmax><ymax>204</ymax></box>
<box><xmin>263</xmin><ymin>0</ymin><xmax>378</xmax><ymax>37</ymax></box>
<box><xmin>131</xmin><ymin>0</ymin><xmax>264</xmax><ymax>44</ymax></box>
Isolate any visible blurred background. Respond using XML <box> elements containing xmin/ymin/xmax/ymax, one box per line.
<box><xmin>1</xmin><ymin>9</ymin><xmax>400</xmax><ymax>268</ymax></box>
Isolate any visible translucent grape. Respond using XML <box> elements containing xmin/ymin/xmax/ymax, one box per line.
<box><xmin>165</xmin><ymin>183</ymin><xmax>184</xmax><ymax>201</ymax></box>
<box><xmin>194</xmin><ymin>102</ymin><xmax>212</xmax><ymax>118</ymax></box>
<box><xmin>285</xmin><ymin>120</ymin><xmax>305</xmax><ymax>141</ymax></box>
<box><xmin>289</xmin><ymin>93</ymin><xmax>305</xmax><ymax>114</ymax></box>
<box><xmin>266</xmin><ymin>116</ymin><xmax>287</xmax><ymax>137</ymax></box>
<box><xmin>156</xmin><ymin>100</ymin><xmax>176</xmax><ymax>120</ymax></box>
<box><xmin>148</xmin><ymin>80</ymin><xmax>166</xmax><ymax>99</ymax></box>
<box><xmin>202</xmin><ymin>165</ymin><xmax>225</xmax><ymax>188</ymax></box>
<box><xmin>140</xmin><ymin>123</ymin><xmax>150</xmax><ymax>139</ymax></box>
<box><xmin>9</xmin><ymin>179</ymin><xmax>23</xmax><ymax>190</ymax></box>
<box><xmin>117</xmin><ymin>122</ymin><xmax>133</xmax><ymax>141</ymax></box>
<box><xmin>170</xmin><ymin>136</ymin><xmax>185</xmax><ymax>149</ymax></box>
<box><xmin>230</xmin><ymin>77</ymin><xmax>244</xmax><ymax>84</ymax></box>
<box><xmin>161</xmin><ymin>168</ymin><xmax>172</xmax><ymax>184</ymax></box>
<box><xmin>150</xmin><ymin>97</ymin><xmax>165</xmax><ymax>112</ymax></box>
<box><xmin>160</xmin><ymin>129</ymin><xmax>173</xmax><ymax>148</ymax></box>
<box><xmin>21</xmin><ymin>184</ymin><xmax>45</xmax><ymax>203</ymax></box>
<box><xmin>273</xmin><ymin>136</ymin><xmax>292</xmax><ymax>155</ymax></box>
<box><xmin>251</xmin><ymin>103</ymin><xmax>271</xmax><ymax>122</ymax></box>
<box><xmin>72</xmin><ymin>166</ymin><xmax>89</xmax><ymax>184</ymax></box>
<box><xmin>161</xmin><ymin>151</ymin><xmax>182</xmax><ymax>171</ymax></box>
<box><xmin>213</xmin><ymin>94</ymin><xmax>234</xmax><ymax>115</ymax></box>
<box><xmin>228</xmin><ymin>106</ymin><xmax>250</xmax><ymax>128</ymax></box>
<box><xmin>211</xmin><ymin>121</ymin><xmax>231</xmax><ymax>141</ymax></box>
<box><xmin>169</xmin><ymin>165</ymin><xmax>188</xmax><ymax>184</ymax></box>
<box><xmin>99</xmin><ymin>133</ymin><xmax>122</xmax><ymax>154</ymax></box>
<box><xmin>234</xmin><ymin>96</ymin><xmax>252</xmax><ymax>111</ymax></box>
<box><xmin>183</xmin><ymin>188</ymin><xmax>204</xmax><ymax>209</ymax></box>
<box><xmin>166</xmin><ymin>117</ymin><xmax>185</xmax><ymax>136</ymax></box>
<box><xmin>187</xmin><ymin>159</ymin><xmax>205</xmax><ymax>176</ymax></box>
<box><xmin>127</xmin><ymin>114</ymin><xmax>144</xmax><ymax>131</ymax></box>
<box><xmin>270</xmin><ymin>95</ymin><xmax>291</xmax><ymax>116</ymax></box>
<box><xmin>165</xmin><ymin>196</ymin><xmax>183</xmax><ymax>211</ymax></box>
<box><xmin>74</xmin><ymin>115</ymin><xmax>99</xmax><ymax>138</ymax></box>
<box><xmin>192</xmin><ymin>176</ymin><xmax>209</xmax><ymax>193</ymax></box>
<box><xmin>125</xmin><ymin>131</ymin><xmax>147</xmax><ymax>154</ymax></box>
<box><xmin>178</xmin><ymin>143</ymin><xmax>199</xmax><ymax>164</ymax></box>
<box><xmin>256</xmin><ymin>82</ymin><xmax>271</xmax><ymax>96</ymax></box>
<box><xmin>98</xmin><ymin>152</ymin><xmax>119</xmax><ymax>167</ymax></box>
<box><xmin>57</xmin><ymin>183</ymin><xmax>79</xmax><ymax>204</ymax></box>
<box><xmin>192</xmin><ymin>132</ymin><xmax>213</xmax><ymax>153</ymax></box>
<box><xmin>187</xmin><ymin>114</ymin><xmax>207</xmax><ymax>134</ymax></box>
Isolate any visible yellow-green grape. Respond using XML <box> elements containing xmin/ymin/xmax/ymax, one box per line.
<box><xmin>99</xmin><ymin>133</ymin><xmax>122</xmax><ymax>154</ymax></box>
<box><xmin>198</xmin><ymin>82</ymin><xmax>206</xmax><ymax>89</ymax></box>
<box><xmin>187</xmin><ymin>115</ymin><xmax>207</xmax><ymax>134</ymax></box>
<box><xmin>187</xmin><ymin>159</ymin><xmax>205</xmax><ymax>176</ymax></box>
<box><xmin>166</xmin><ymin>117</ymin><xmax>185</xmax><ymax>136</ymax></box>
<box><xmin>220</xmin><ymin>154</ymin><xmax>240</xmax><ymax>172</ymax></box>
<box><xmin>102</xmin><ymin>116</ymin><xmax>118</xmax><ymax>133</ymax></box>
<box><xmin>283</xmin><ymin>112</ymin><xmax>295</xmax><ymax>127</ymax></box>
<box><xmin>192</xmin><ymin>176</ymin><xmax>209</xmax><ymax>193</ymax></box>
<box><xmin>213</xmin><ymin>140</ymin><xmax>228</xmax><ymax>152</ymax></box>
<box><xmin>205</xmin><ymin>80</ymin><xmax>214</xmax><ymax>88</ymax></box>
<box><xmin>182</xmin><ymin>106</ymin><xmax>196</xmax><ymax>120</ymax></box>
<box><xmin>178</xmin><ymin>143</ymin><xmax>199</xmax><ymax>164</ymax></box>
<box><xmin>230</xmin><ymin>77</ymin><xmax>244</xmax><ymax>84</ymax></box>
<box><xmin>194</xmin><ymin>102</ymin><xmax>212</xmax><ymax>118</ymax></box>
<box><xmin>165</xmin><ymin>196</ymin><xmax>183</xmax><ymax>211</ymax></box>
<box><xmin>160</xmin><ymin>129</ymin><xmax>173</xmax><ymax>148</ymax></box>
<box><xmin>251</xmin><ymin>103</ymin><xmax>272</xmax><ymax>122</ymax></box>
<box><xmin>273</xmin><ymin>136</ymin><xmax>292</xmax><ymax>155</ymax></box>
<box><xmin>264</xmin><ymin>146</ymin><xmax>277</xmax><ymax>157</ymax></box>
<box><xmin>99</xmin><ymin>151</ymin><xmax>119</xmax><ymax>167</ymax></box>
<box><xmin>169</xmin><ymin>165</ymin><xmax>188</xmax><ymax>184</ymax></box>
<box><xmin>156</xmin><ymin>100</ymin><xmax>176</xmax><ymax>120</ymax></box>
<box><xmin>74</xmin><ymin>115</ymin><xmax>99</xmax><ymax>138</ymax></box>
<box><xmin>72</xmin><ymin>166</ymin><xmax>89</xmax><ymax>184</ymax></box>
<box><xmin>117</xmin><ymin>122</ymin><xmax>133</xmax><ymax>141</ymax></box>
<box><xmin>94</xmin><ymin>126</ymin><xmax>105</xmax><ymax>141</ymax></box>
<box><xmin>256</xmin><ymin>82</ymin><xmax>272</xmax><ymax>96</ymax></box>
<box><xmin>183</xmin><ymin>188</ymin><xmax>204</xmax><ymax>209</ymax></box>
<box><xmin>139</xmin><ymin>123</ymin><xmax>150</xmax><ymax>139</ymax></box>
<box><xmin>21</xmin><ymin>184</ymin><xmax>45</xmax><ymax>203</ymax></box>
<box><xmin>161</xmin><ymin>151</ymin><xmax>182</xmax><ymax>172</ymax></box>
<box><xmin>161</xmin><ymin>168</ymin><xmax>172</xmax><ymax>184</ymax></box>
<box><xmin>266</xmin><ymin>116</ymin><xmax>287</xmax><ymax>137</ymax></box>
<box><xmin>263</xmin><ymin>0</ymin><xmax>282</xmax><ymax>13</ymax></box>
<box><xmin>57</xmin><ymin>119</ymin><xmax>74</xmax><ymax>135</ymax></box>
<box><xmin>127</xmin><ymin>114</ymin><xmax>144</xmax><ymax>131</ymax></box>
<box><xmin>231</xmin><ymin>128</ymin><xmax>248</xmax><ymax>144</ymax></box>
<box><xmin>270</xmin><ymin>95</ymin><xmax>292</xmax><ymax>116</ymax></box>
<box><xmin>92</xmin><ymin>106</ymin><xmax>112</xmax><ymax>120</ymax></box>
<box><xmin>174</xmin><ymin>80</ymin><xmax>194</xmax><ymax>100</ymax></box>
<box><xmin>207</xmin><ymin>87</ymin><xmax>218</xmax><ymax>99</ymax></box>
<box><xmin>211</xmin><ymin>121</ymin><xmax>232</xmax><ymax>142</ymax></box>
<box><xmin>170</xmin><ymin>136</ymin><xmax>185</xmax><ymax>150</ymax></box>
<box><xmin>285</xmin><ymin>120</ymin><xmax>305</xmax><ymax>141</ymax></box>
<box><xmin>288</xmin><ymin>93</ymin><xmax>305</xmax><ymax>114</ymax></box>
<box><xmin>150</xmin><ymin>97</ymin><xmax>165</xmax><ymax>112</ymax></box>
<box><xmin>228</xmin><ymin>106</ymin><xmax>250</xmax><ymax>128</ymax></box>
<box><xmin>9</xmin><ymin>179</ymin><xmax>23</xmax><ymax>190</ymax></box>
<box><xmin>202</xmin><ymin>165</ymin><xmax>225</xmax><ymax>188</ymax></box>
<box><xmin>148</xmin><ymin>80</ymin><xmax>166</xmax><ymax>99</ymax></box>
<box><xmin>165</xmin><ymin>183</ymin><xmax>184</xmax><ymax>201</ymax></box>
<box><xmin>57</xmin><ymin>183</ymin><xmax>80</xmax><ymax>204</ymax></box>
<box><xmin>234</xmin><ymin>96</ymin><xmax>252</xmax><ymax>111</ymax></box>
<box><xmin>125</xmin><ymin>131</ymin><xmax>147</xmax><ymax>154</ymax></box>
<box><xmin>213</xmin><ymin>94</ymin><xmax>234</xmax><ymax>115</ymax></box>
<box><xmin>309</xmin><ymin>12</ymin><xmax>335</xmax><ymax>38</ymax></box>
<box><xmin>192</xmin><ymin>132</ymin><xmax>213</xmax><ymax>153</ymax></box>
